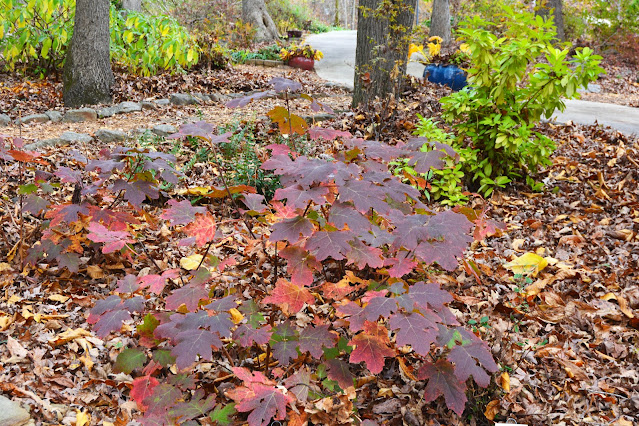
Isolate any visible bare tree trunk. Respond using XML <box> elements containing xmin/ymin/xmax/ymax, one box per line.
<box><xmin>334</xmin><ymin>0</ymin><xmax>340</xmax><ymax>27</ymax></box>
<box><xmin>242</xmin><ymin>0</ymin><xmax>279</xmax><ymax>42</ymax></box>
<box><xmin>353</xmin><ymin>0</ymin><xmax>417</xmax><ymax>107</ymax></box>
<box><xmin>430</xmin><ymin>0</ymin><xmax>451</xmax><ymax>45</ymax></box>
<box><xmin>535</xmin><ymin>0</ymin><xmax>565</xmax><ymax>42</ymax></box>
<box><xmin>63</xmin><ymin>0</ymin><xmax>114</xmax><ymax>107</ymax></box>
<box><xmin>121</xmin><ymin>0</ymin><xmax>142</xmax><ymax>12</ymax></box>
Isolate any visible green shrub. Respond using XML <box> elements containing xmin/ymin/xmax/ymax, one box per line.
<box><xmin>440</xmin><ymin>6</ymin><xmax>604</xmax><ymax>196</ymax></box>
<box><xmin>110</xmin><ymin>7</ymin><xmax>200</xmax><ymax>75</ymax></box>
<box><xmin>0</xmin><ymin>0</ymin><xmax>74</xmax><ymax>76</ymax></box>
<box><xmin>0</xmin><ymin>0</ymin><xmax>199</xmax><ymax>76</ymax></box>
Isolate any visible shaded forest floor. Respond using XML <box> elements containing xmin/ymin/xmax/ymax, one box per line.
<box><xmin>0</xmin><ymin>62</ymin><xmax>638</xmax><ymax>426</ymax></box>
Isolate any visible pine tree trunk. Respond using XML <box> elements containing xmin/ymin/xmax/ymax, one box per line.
<box><xmin>63</xmin><ymin>0</ymin><xmax>114</xmax><ymax>107</ymax></box>
<box><xmin>430</xmin><ymin>0</ymin><xmax>451</xmax><ymax>45</ymax></box>
<box><xmin>536</xmin><ymin>0</ymin><xmax>565</xmax><ymax>42</ymax></box>
<box><xmin>242</xmin><ymin>0</ymin><xmax>279</xmax><ymax>42</ymax></box>
<box><xmin>352</xmin><ymin>0</ymin><xmax>417</xmax><ymax>107</ymax></box>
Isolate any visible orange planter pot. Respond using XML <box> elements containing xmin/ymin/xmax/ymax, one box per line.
<box><xmin>288</xmin><ymin>56</ymin><xmax>314</xmax><ymax>71</ymax></box>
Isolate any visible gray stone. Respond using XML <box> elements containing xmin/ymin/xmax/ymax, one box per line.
<box><xmin>45</xmin><ymin>110</ymin><xmax>63</xmax><ymax>122</ymax></box>
<box><xmin>151</xmin><ymin>124</ymin><xmax>177</xmax><ymax>137</ymax></box>
<box><xmin>154</xmin><ymin>99</ymin><xmax>170</xmax><ymax>106</ymax></box>
<box><xmin>0</xmin><ymin>395</ymin><xmax>30</xmax><ymax>426</ymax></box>
<box><xmin>192</xmin><ymin>93</ymin><xmax>211</xmax><ymax>102</ymax></box>
<box><xmin>0</xmin><ymin>113</ymin><xmax>10</xmax><ymax>126</ymax></box>
<box><xmin>63</xmin><ymin>108</ymin><xmax>97</xmax><ymax>122</ymax></box>
<box><xmin>27</xmin><ymin>131</ymin><xmax>93</xmax><ymax>149</ymax></box>
<box><xmin>116</xmin><ymin>101</ymin><xmax>142</xmax><ymax>114</ymax></box>
<box><xmin>60</xmin><ymin>131</ymin><xmax>92</xmax><ymax>143</ymax></box>
<box><xmin>17</xmin><ymin>113</ymin><xmax>49</xmax><ymax>125</ymax></box>
<box><xmin>587</xmin><ymin>83</ymin><xmax>602</xmax><ymax>93</ymax></box>
<box><xmin>98</xmin><ymin>106</ymin><xmax>118</xmax><ymax>118</ymax></box>
<box><xmin>263</xmin><ymin>60</ymin><xmax>283</xmax><ymax>67</ymax></box>
<box><xmin>141</xmin><ymin>101</ymin><xmax>157</xmax><ymax>110</ymax></box>
<box><xmin>170</xmin><ymin>93</ymin><xmax>200</xmax><ymax>105</ymax></box>
<box><xmin>95</xmin><ymin>129</ymin><xmax>127</xmax><ymax>143</ymax></box>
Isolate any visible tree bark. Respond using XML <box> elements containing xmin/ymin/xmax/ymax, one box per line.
<box><xmin>430</xmin><ymin>0</ymin><xmax>451</xmax><ymax>46</ymax></box>
<box><xmin>63</xmin><ymin>0</ymin><xmax>114</xmax><ymax>107</ymax></box>
<box><xmin>536</xmin><ymin>0</ymin><xmax>565</xmax><ymax>42</ymax></box>
<box><xmin>242</xmin><ymin>0</ymin><xmax>279</xmax><ymax>42</ymax></box>
<box><xmin>121</xmin><ymin>0</ymin><xmax>142</xmax><ymax>12</ymax></box>
<box><xmin>353</xmin><ymin>0</ymin><xmax>417</xmax><ymax>107</ymax></box>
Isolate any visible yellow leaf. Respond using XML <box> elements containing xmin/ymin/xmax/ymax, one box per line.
<box><xmin>180</xmin><ymin>254</ymin><xmax>203</xmax><ymax>270</ymax></box>
<box><xmin>484</xmin><ymin>399</ymin><xmax>500</xmax><ymax>421</ymax></box>
<box><xmin>76</xmin><ymin>409</ymin><xmax>90</xmax><ymax>426</ymax></box>
<box><xmin>500</xmin><ymin>371</ymin><xmax>510</xmax><ymax>392</ymax></box>
<box><xmin>504</xmin><ymin>252</ymin><xmax>548</xmax><ymax>276</ymax></box>
<box><xmin>48</xmin><ymin>294</ymin><xmax>69</xmax><ymax>303</ymax></box>
<box><xmin>49</xmin><ymin>328</ymin><xmax>92</xmax><ymax>346</ymax></box>
<box><xmin>408</xmin><ymin>43</ymin><xmax>423</xmax><ymax>57</ymax></box>
<box><xmin>602</xmin><ymin>293</ymin><xmax>635</xmax><ymax>318</ymax></box>
<box><xmin>229</xmin><ymin>308</ymin><xmax>244</xmax><ymax>324</ymax></box>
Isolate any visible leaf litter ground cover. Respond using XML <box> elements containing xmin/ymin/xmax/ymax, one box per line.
<box><xmin>1</xmin><ymin>74</ymin><xmax>638</xmax><ymax>426</ymax></box>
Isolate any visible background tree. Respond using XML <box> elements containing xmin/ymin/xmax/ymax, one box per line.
<box><xmin>63</xmin><ymin>0</ymin><xmax>114</xmax><ymax>107</ymax></box>
<box><xmin>242</xmin><ymin>0</ymin><xmax>279</xmax><ymax>42</ymax></box>
<box><xmin>430</xmin><ymin>0</ymin><xmax>452</xmax><ymax>45</ymax></box>
<box><xmin>121</xmin><ymin>0</ymin><xmax>143</xmax><ymax>12</ymax></box>
<box><xmin>352</xmin><ymin>0</ymin><xmax>418</xmax><ymax>107</ymax></box>
<box><xmin>535</xmin><ymin>0</ymin><xmax>565</xmax><ymax>42</ymax></box>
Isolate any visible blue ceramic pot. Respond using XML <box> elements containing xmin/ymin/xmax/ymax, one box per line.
<box><xmin>423</xmin><ymin>64</ymin><xmax>467</xmax><ymax>91</ymax></box>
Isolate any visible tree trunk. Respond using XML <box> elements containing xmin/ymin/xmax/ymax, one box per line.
<box><xmin>242</xmin><ymin>0</ymin><xmax>279</xmax><ymax>42</ymax></box>
<box><xmin>353</xmin><ymin>0</ymin><xmax>417</xmax><ymax>107</ymax></box>
<box><xmin>535</xmin><ymin>0</ymin><xmax>565</xmax><ymax>42</ymax></box>
<box><xmin>121</xmin><ymin>0</ymin><xmax>142</xmax><ymax>12</ymax></box>
<box><xmin>430</xmin><ymin>0</ymin><xmax>451</xmax><ymax>46</ymax></box>
<box><xmin>63</xmin><ymin>0</ymin><xmax>114</xmax><ymax>107</ymax></box>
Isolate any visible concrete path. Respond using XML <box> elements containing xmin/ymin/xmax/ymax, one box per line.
<box><xmin>306</xmin><ymin>31</ymin><xmax>639</xmax><ymax>135</ymax></box>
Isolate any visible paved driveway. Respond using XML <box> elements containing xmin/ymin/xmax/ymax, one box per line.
<box><xmin>306</xmin><ymin>31</ymin><xmax>639</xmax><ymax>135</ymax></box>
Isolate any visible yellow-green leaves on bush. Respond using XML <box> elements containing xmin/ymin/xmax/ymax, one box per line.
<box><xmin>0</xmin><ymin>0</ymin><xmax>74</xmax><ymax>75</ymax></box>
<box><xmin>110</xmin><ymin>7</ymin><xmax>200</xmax><ymax>76</ymax></box>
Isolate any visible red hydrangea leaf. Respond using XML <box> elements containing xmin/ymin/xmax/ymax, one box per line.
<box><xmin>304</xmin><ymin>230</ymin><xmax>353</xmax><ymax>261</ymax></box>
<box><xmin>46</xmin><ymin>203</ymin><xmax>89</xmax><ymax>226</ymax></box>
<box><xmin>172</xmin><ymin>328</ymin><xmax>222</xmax><ymax>370</ymax></box>
<box><xmin>298</xmin><ymin>325</ymin><xmax>336</xmax><ymax>358</ymax></box>
<box><xmin>116</xmin><ymin>274</ymin><xmax>140</xmax><ymax>293</ymax></box>
<box><xmin>242</xmin><ymin>193</ymin><xmax>268</xmax><ymax>213</ymax></box>
<box><xmin>271</xmin><ymin>322</ymin><xmax>300</xmax><ymax>365</ymax></box>
<box><xmin>346</xmin><ymin>238</ymin><xmax>383</xmax><ymax>269</ymax></box>
<box><xmin>57</xmin><ymin>252</ymin><xmax>81</xmax><ymax>274</ymax></box>
<box><xmin>92</xmin><ymin>308</ymin><xmax>131</xmax><ymax>337</ymax></box>
<box><xmin>24</xmin><ymin>195</ymin><xmax>49</xmax><ymax>215</ymax></box>
<box><xmin>160</xmin><ymin>200</ymin><xmax>207</xmax><ymax>226</ymax></box>
<box><xmin>348</xmin><ymin>321</ymin><xmax>395</xmax><ymax>374</ymax></box>
<box><xmin>112</xmin><ymin>179</ymin><xmax>159</xmax><ymax>206</ymax></box>
<box><xmin>326</xmin><ymin>359</ymin><xmax>354</xmax><ymax>389</ymax></box>
<box><xmin>54</xmin><ymin>166</ymin><xmax>82</xmax><ymax>183</ymax></box>
<box><xmin>183</xmin><ymin>213</ymin><xmax>217</xmax><ymax>247</ymax></box>
<box><xmin>328</xmin><ymin>202</ymin><xmax>371</xmax><ymax>232</ymax></box>
<box><xmin>131</xmin><ymin>375</ymin><xmax>159</xmax><ymax>410</ymax></box>
<box><xmin>165</xmin><ymin>283</ymin><xmax>209</xmax><ymax>312</ymax></box>
<box><xmin>233</xmin><ymin>324</ymin><xmax>273</xmax><ymax>347</ymax></box>
<box><xmin>269</xmin><ymin>216</ymin><xmax>314</xmax><ymax>244</ymax></box>
<box><xmin>114</xmin><ymin>347</ymin><xmax>147</xmax><ymax>374</ymax></box>
<box><xmin>417</xmin><ymin>359</ymin><xmax>467</xmax><ymax>416</ymax></box>
<box><xmin>235</xmin><ymin>383</ymin><xmax>292</xmax><ymax>426</ymax></box>
<box><xmin>269</xmin><ymin>77</ymin><xmax>302</xmax><ymax>93</ymax></box>
<box><xmin>337</xmin><ymin>179</ymin><xmax>389</xmax><ymax>214</ymax></box>
<box><xmin>169</xmin><ymin>391</ymin><xmax>216</xmax><ymax>421</ymax></box>
<box><xmin>308</xmin><ymin>127</ymin><xmax>352</xmax><ymax>141</ymax></box>
<box><xmin>226</xmin><ymin>90</ymin><xmax>275</xmax><ymax>109</ymax></box>
<box><xmin>384</xmin><ymin>251</ymin><xmax>417</xmax><ymax>278</ymax></box>
<box><xmin>409</xmin><ymin>282</ymin><xmax>453</xmax><ymax>310</ymax></box>
<box><xmin>363</xmin><ymin>296</ymin><xmax>398</xmax><ymax>322</ymax></box>
<box><xmin>232</xmin><ymin>366</ymin><xmax>273</xmax><ymax>385</ymax></box>
<box><xmin>335</xmin><ymin>301</ymin><xmax>367</xmax><ymax>332</ymax></box>
<box><xmin>143</xmin><ymin>384</ymin><xmax>181</xmax><ymax>415</ymax></box>
<box><xmin>283</xmin><ymin>368</ymin><xmax>312</xmax><ymax>401</ymax></box>
<box><xmin>263</xmin><ymin>278</ymin><xmax>314</xmax><ymax>314</ymax></box>
<box><xmin>389</xmin><ymin>312</ymin><xmax>438</xmax><ymax>356</ymax></box>
<box><xmin>293</xmin><ymin>157</ymin><xmax>340</xmax><ymax>187</ymax></box>
<box><xmin>86</xmin><ymin>222</ymin><xmax>135</xmax><ymax>253</ymax></box>
<box><xmin>407</xmin><ymin>150</ymin><xmax>446</xmax><ymax>173</ymax></box>
<box><xmin>447</xmin><ymin>332</ymin><xmax>498</xmax><ymax>387</ymax></box>
<box><xmin>279</xmin><ymin>246</ymin><xmax>320</xmax><ymax>286</ymax></box>
<box><xmin>273</xmin><ymin>185</ymin><xmax>329</xmax><ymax>210</ymax></box>
<box><xmin>390</xmin><ymin>214</ymin><xmax>430</xmax><ymax>250</ymax></box>
<box><xmin>261</xmin><ymin>154</ymin><xmax>294</xmax><ymax>174</ymax></box>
